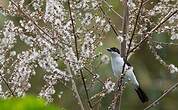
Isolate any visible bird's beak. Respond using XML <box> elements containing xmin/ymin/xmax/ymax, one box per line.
<box><xmin>106</xmin><ymin>48</ymin><xmax>111</xmax><ymax>52</ymax></box>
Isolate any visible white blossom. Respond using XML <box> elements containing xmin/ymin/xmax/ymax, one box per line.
<box><xmin>82</xmin><ymin>13</ymin><xmax>93</xmax><ymax>25</ymax></box>
<box><xmin>81</xmin><ymin>32</ymin><xmax>95</xmax><ymax>59</ymax></box>
<box><xmin>171</xmin><ymin>33</ymin><xmax>178</xmax><ymax>40</ymax></box>
<box><xmin>104</xmin><ymin>24</ymin><xmax>111</xmax><ymax>32</ymax></box>
<box><xmin>101</xmin><ymin>54</ymin><xmax>110</xmax><ymax>64</ymax></box>
<box><xmin>33</xmin><ymin>0</ymin><xmax>42</xmax><ymax>10</ymax></box>
<box><xmin>104</xmin><ymin>80</ymin><xmax>115</xmax><ymax>93</ymax></box>
<box><xmin>0</xmin><ymin>20</ymin><xmax>16</xmax><ymax>65</ymax></box>
<box><xmin>168</xmin><ymin>64</ymin><xmax>178</xmax><ymax>74</ymax></box>
<box><xmin>44</xmin><ymin>0</ymin><xmax>65</xmax><ymax>23</ymax></box>
<box><xmin>156</xmin><ymin>45</ymin><xmax>163</xmax><ymax>49</ymax></box>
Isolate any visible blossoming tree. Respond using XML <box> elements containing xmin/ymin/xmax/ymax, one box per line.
<box><xmin>0</xmin><ymin>0</ymin><xmax>178</xmax><ymax>110</ymax></box>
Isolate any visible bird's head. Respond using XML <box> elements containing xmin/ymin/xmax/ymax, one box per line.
<box><xmin>107</xmin><ymin>47</ymin><xmax>120</xmax><ymax>57</ymax></box>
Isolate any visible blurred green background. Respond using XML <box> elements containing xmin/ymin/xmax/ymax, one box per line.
<box><xmin>0</xmin><ymin>0</ymin><xmax>178</xmax><ymax>110</ymax></box>
<box><xmin>0</xmin><ymin>96</ymin><xmax>63</xmax><ymax>110</ymax></box>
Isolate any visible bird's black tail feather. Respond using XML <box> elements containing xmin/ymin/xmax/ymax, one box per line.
<box><xmin>135</xmin><ymin>86</ymin><xmax>149</xmax><ymax>103</ymax></box>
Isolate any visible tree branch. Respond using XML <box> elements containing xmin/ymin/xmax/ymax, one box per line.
<box><xmin>9</xmin><ymin>0</ymin><xmax>71</xmax><ymax>49</ymax></box>
<box><xmin>111</xmin><ymin>0</ymin><xmax>129</xmax><ymax>110</ymax></box>
<box><xmin>111</xmin><ymin>1</ymin><xmax>144</xmax><ymax>110</ymax></box>
<box><xmin>10</xmin><ymin>0</ymin><xmax>53</xmax><ymax>44</ymax></box>
<box><xmin>144</xmin><ymin>82</ymin><xmax>178</xmax><ymax>110</ymax></box>
<box><xmin>67</xmin><ymin>0</ymin><xmax>93</xmax><ymax>109</ymax></box>
<box><xmin>126</xmin><ymin>0</ymin><xmax>144</xmax><ymax>57</ymax></box>
<box><xmin>129</xmin><ymin>9</ymin><xmax>178</xmax><ymax>54</ymax></box>
<box><xmin>103</xmin><ymin>0</ymin><xmax>123</xmax><ymax>20</ymax></box>
<box><xmin>0</xmin><ymin>72</ymin><xmax>15</xmax><ymax>96</ymax></box>
<box><xmin>99</xmin><ymin>6</ymin><xmax>119</xmax><ymax>37</ymax></box>
<box><xmin>66</xmin><ymin>64</ymin><xmax>85</xmax><ymax>110</ymax></box>
<box><xmin>120</xmin><ymin>0</ymin><xmax>129</xmax><ymax>57</ymax></box>
<box><xmin>84</xmin><ymin>67</ymin><xmax>105</xmax><ymax>86</ymax></box>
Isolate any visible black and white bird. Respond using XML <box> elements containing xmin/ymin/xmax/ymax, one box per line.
<box><xmin>107</xmin><ymin>47</ymin><xmax>148</xmax><ymax>103</ymax></box>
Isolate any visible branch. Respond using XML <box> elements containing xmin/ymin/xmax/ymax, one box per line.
<box><xmin>67</xmin><ymin>0</ymin><xmax>93</xmax><ymax>109</ymax></box>
<box><xmin>144</xmin><ymin>82</ymin><xmax>178</xmax><ymax>110</ymax></box>
<box><xmin>103</xmin><ymin>0</ymin><xmax>123</xmax><ymax>20</ymax></box>
<box><xmin>0</xmin><ymin>73</ymin><xmax>15</xmax><ymax>96</ymax></box>
<box><xmin>152</xmin><ymin>40</ymin><xmax>178</xmax><ymax>46</ymax></box>
<box><xmin>111</xmin><ymin>0</ymin><xmax>129</xmax><ymax>110</ymax></box>
<box><xmin>120</xmin><ymin>0</ymin><xmax>129</xmax><ymax>57</ymax></box>
<box><xmin>143</xmin><ymin>0</ymin><xmax>151</xmax><ymax>6</ymax></box>
<box><xmin>111</xmin><ymin>1</ymin><xmax>144</xmax><ymax>110</ymax></box>
<box><xmin>10</xmin><ymin>0</ymin><xmax>53</xmax><ymax>44</ymax></box>
<box><xmin>66</xmin><ymin>64</ymin><xmax>85</xmax><ymax>110</ymax></box>
<box><xmin>10</xmin><ymin>0</ymin><xmax>70</xmax><ymax>48</ymax></box>
<box><xmin>99</xmin><ymin>6</ymin><xmax>119</xmax><ymax>37</ymax></box>
<box><xmin>129</xmin><ymin>9</ymin><xmax>178</xmax><ymax>54</ymax></box>
<box><xmin>84</xmin><ymin>67</ymin><xmax>105</xmax><ymax>86</ymax></box>
<box><xmin>126</xmin><ymin>0</ymin><xmax>144</xmax><ymax>57</ymax></box>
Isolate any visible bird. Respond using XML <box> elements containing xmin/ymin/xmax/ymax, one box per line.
<box><xmin>107</xmin><ymin>47</ymin><xmax>148</xmax><ymax>103</ymax></box>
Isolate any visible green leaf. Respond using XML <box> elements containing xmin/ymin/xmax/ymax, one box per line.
<box><xmin>0</xmin><ymin>96</ymin><xmax>64</xmax><ymax>110</ymax></box>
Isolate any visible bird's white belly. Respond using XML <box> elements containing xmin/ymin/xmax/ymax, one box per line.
<box><xmin>111</xmin><ymin>57</ymin><xmax>124</xmax><ymax>77</ymax></box>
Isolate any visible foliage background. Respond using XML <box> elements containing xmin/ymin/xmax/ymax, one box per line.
<box><xmin>0</xmin><ymin>0</ymin><xmax>178</xmax><ymax>110</ymax></box>
<box><xmin>0</xmin><ymin>96</ymin><xmax>61</xmax><ymax>110</ymax></box>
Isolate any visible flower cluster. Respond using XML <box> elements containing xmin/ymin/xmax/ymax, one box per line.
<box><xmin>168</xmin><ymin>64</ymin><xmax>178</xmax><ymax>74</ymax></box>
<box><xmin>104</xmin><ymin>79</ymin><xmax>115</xmax><ymax>93</ymax></box>
<box><xmin>0</xmin><ymin>20</ymin><xmax>16</xmax><ymax>65</ymax></box>
<box><xmin>0</xmin><ymin>0</ymin><xmax>111</xmax><ymax>102</ymax></box>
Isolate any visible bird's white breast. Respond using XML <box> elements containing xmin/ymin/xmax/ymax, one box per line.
<box><xmin>111</xmin><ymin>55</ymin><xmax>124</xmax><ymax>77</ymax></box>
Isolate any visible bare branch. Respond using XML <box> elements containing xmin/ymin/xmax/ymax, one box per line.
<box><xmin>103</xmin><ymin>0</ymin><xmax>123</xmax><ymax>20</ymax></box>
<box><xmin>99</xmin><ymin>6</ymin><xmax>119</xmax><ymax>37</ymax></box>
<box><xmin>126</xmin><ymin>0</ymin><xmax>144</xmax><ymax>57</ymax></box>
<box><xmin>66</xmin><ymin>64</ymin><xmax>85</xmax><ymax>110</ymax></box>
<box><xmin>144</xmin><ymin>82</ymin><xmax>178</xmax><ymax>110</ymax></box>
<box><xmin>120</xmin><ymin>0</ymin><xmax>129</xmax><ymax>57</ymax></box>
<box><xmin>152</xmin><ymin>41</ymin><xmax>178</xmax><ymax>46</ymax></box>
<box><xmin>0</xmin><ymin>73</ymin><xmax>15</xmax><ymax>96</ymax></box>
<box><xmin>84</xmin><ymin>67</ymin><xmax>105</xmax><ymax>86</ymax></box>
<box><xmin>111</xmin><ymin>0</ymin><xmax>129</xmax><ymax>109</ymax></box>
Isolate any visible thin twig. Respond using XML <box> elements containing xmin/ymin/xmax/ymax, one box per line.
<box><xmin>126</xmin><ymin>0</ymin><xmax>144</xmax><ymax>57</ymax></box>
<box><xmin>55</xmin><ymin>55</ymin><xmax>105</xmax><ymax>87</ymax></box>
<box><xmin>10</xmin><ymin>0</ymin><xmax>53</xmax><ymax>44</ymax></box>
<box><xmin>66</xmin><ymin>64</ymin><xmax>85</xmax><ymax>110</ymax></box>
<box><xmin>144</xmin><ymin>82</ymin><xmax>178</xmax><ymax>110</ymax></box>
<box><xmin>67</xmin><ymin>0</ymin><xmax>93</xmax><ymax>109</ymax></box>
<box><xmin>84</xmin><ymin>67</ymin><xmax>105</xmax><ymax>86</ymax></box>
<box><xmin>143</xmin><ymin>0</ymin><xmax>151</xmax><ymax>6</ymax></box>
<box><xmin>99</xmin><ymin>6</ymin><xmax>119</xmax><ymax>36</ymax></box>
<box><xmin>129</xmin><ymin>10</ymin><xmax>178</xmax><ymax>54</ymax></box>
<box><xmin>152</xmin><ymin>40</ymin><xmax>178</xmax><ymax>46</ymax></box>
<box><xmin>103</xmin><ymin>0</ymin><xmax>123</xmax><ymax>20</ymax></box>
<box><xmin>90</xmin><ymin>90</ymin><xmax>107</xmax><ymax>108</ymax></box>
<box><xmin>10</xmin><ymin>0</ymin><xmax>70</xmax><ymax>49</ymax></box>
<box><xmin>0</xmin><ymin>73</ymin><xmax>15</xmax><ymax>96</ymax></box>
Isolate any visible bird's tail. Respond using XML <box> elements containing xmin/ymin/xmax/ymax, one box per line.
<box><xmin>135</xmin><ymin>86</ymin><xmax>149</xmax><ymax>103</ymax></box>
